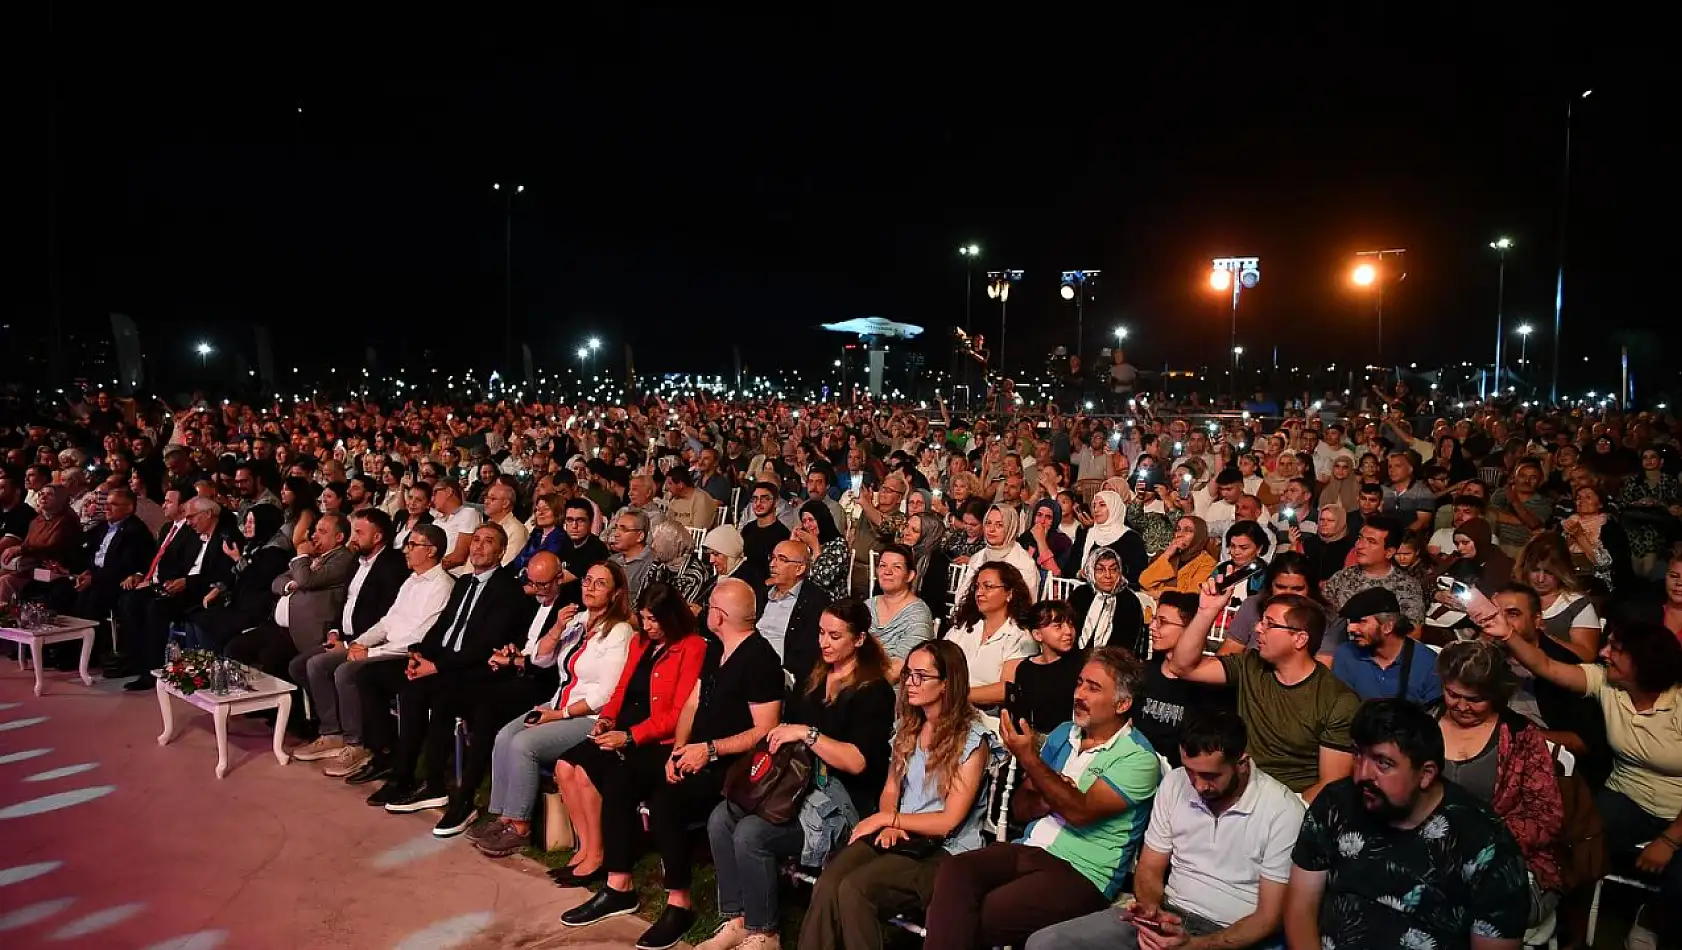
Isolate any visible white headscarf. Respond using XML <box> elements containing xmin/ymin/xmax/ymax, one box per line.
<box><xmin>1080</xmin><ymin>489</ymin><xmax>1130</xmax><ymax>566</ymax></box>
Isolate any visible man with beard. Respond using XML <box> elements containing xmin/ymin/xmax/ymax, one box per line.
<box><xmin>1026</xmin><ymin>710</ymin><xmax>1303</xmax><ymax>950</ymax></box>
<box><xmin>1331</xmin><ymin>588</ymin><xmax>1442</xmax><ymax>704</ymax></box>
<box><xmin>921</xmin><ymin>647</ymin><xmax>1161</xmax><ymax>950</ymax></box>
<box><xmin>1285</xmin><ymin>699</ymin><xmax>1529</xmax><ymax>950</ymax></box>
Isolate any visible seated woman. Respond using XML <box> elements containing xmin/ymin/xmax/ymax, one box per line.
<box><xmin>1137</xmin><ymin>514</ymin><xmax>1214</xmax><ymax>596</ymax></box>
<box><xmin>512</xmin><ymin>492</ymin><xmax>567</xmax><ymax>573</ymax></box>
<box><xmin>1560</xmin><ymin>484</ymin><xmax>1633</xmax><ymax>594</ymax></box>
<box><xmin>867</xmin><ymin>543</ymin><xmax>934</xmax><ymax>672</ymax></box>
<box><xmin>1517</xmin><ymin>532</ymin><xmax>1604</xmax><ymax>663</ymax></box>
<box><xmin>549</xmin><ymin>583</ymin><xmax>709</xmax><ymax>888</ymax></box>
<box><xmin>1071</xmin><ymin>489</ymin><xmax>1147</xmax><ymax>586</ymax></box>
<box><xmin>561</xmin><ymin>578</ymin><xmax>782</xmax><ymax>950</ymax></box>
<box><xmin>897</xmin><ymin>511</ymin><xmax>950</xmax><ymax>620</ymax></box>
<box><xmin>1435</xmin><ymin>639</ymin><xmax>1565</xmax><ymax>928</ymax></box>
<box><xmin>646</xmin><ymin>520</ymin><xmax>711</xmax><ymax>604</ymax></box>
<box><xmin>1069</xmin><ymin>547</ymin><xmax>1146</xmax><ymax>656</ymax></box>
<box><xmin>1019</xmin><ymin>498</ymin><xmax>1071</xmax><ymax>581</ymax></box>
<box><xmin>693</xmin><ymin>523</ymin><xmax>746</xmax><ymax>612</ymax></box>
<box><xmin>702</xmin><ymin>598</ymin><xmax>896</xmax><ymax>950</ymax></box>
<box><xmin>183</xmin><ymin>504</ymin><xmax>290</xmax><ymax>652</ymax></box>
<box><xmin>1491</xmin><ymin>614</ymin><xmax>1682</xmax><ymax>947</ymax></box>
<box><xmin>1206</xmin><ymin>520</ymin><xmax>1271</xmax><ymax>643</ymax></box>
<box><xmin>955</xmin><ymin>505</ymin><xmax>1041</xmax><ymax>604</ymax></box>
<box><xmin>944</xmin><ymin>561</ymin><xmax>1037</xmax><ymax>709</ymax></box>
<box><xmin>793</xmin><ymin>500</ymin><xmax>849</xmax><ymax>597</ymax></box>
<box><xmin>798</xmin><ymin>639</ymin><xmax>1001</xmax><ymax>950</ymax></box>
<box><xmin>471</xmin><ymin>560</ymin><xmax>635</xmax><ymax>858</ymax></box>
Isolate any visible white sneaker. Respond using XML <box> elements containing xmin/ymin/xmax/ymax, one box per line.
<box><xmin>1626</xmin><ymin>904</ymin><xmax>1658</xmax><ymax>950</ymax></box>
<box><xmin>293</xmin><ymin>735</ymin><xmax>345</xmax><ymax>761</ymax></box>
<box><xmin>694</xmin><ymin>917</ymin><xmax>747</xmax><ymax>950</ymax></box>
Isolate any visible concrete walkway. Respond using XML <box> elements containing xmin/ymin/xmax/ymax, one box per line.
<box><xmin>0</xmin><ymin>664</ymin><xmax>648</xmax><ymax>949</ymax></box>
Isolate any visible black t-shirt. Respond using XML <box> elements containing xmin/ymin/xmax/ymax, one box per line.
<box><xmin>1</xmin><ymin>502</ymin><xmax>36</xmax><ymax>541</ymax></box>
<box><xmin>738</xmin><ymin>519</ymin><xmax>791</xmax><ymax>589</ymax></box>
<box><xmin>1135</xmin><ymin>654</ymin><xmax>1234</xmax><ymax>768</ymax></box>
<box><xmin>1013</xmin><ymin>650</ymin><xmax>1085</xmax><ymax>735</ymax></box>
<box><xmin>692</xmin><ymin>633</ymin><xmax>785</xmax><ymax>761</ymax></box>
<box><xmin>557</xmin><ymin>533</ymin><xmax>610</xmax><ymax>607</ymax></box>
<box><xmin>790</xmin><ymin>676</ymin><xmax>896</xmax><ymax>812</ymax></box>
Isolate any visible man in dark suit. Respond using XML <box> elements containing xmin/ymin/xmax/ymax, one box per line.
<box><xmin>46</xmin><ymin>487</ymin><xmax>156</xmax><ymax>669</ymax></box>
<box><xmin>107</xmin><ymin>487</ymin><xmax>194</xmax><ymax>676</ymax></box>
<box><xmin>362</xmin><ymin>524</ymin><xmax>535</xmax><ymax>818</ymax></box>
<box><xmin>119</xmin><ymin>496</ymin><xmax>239</xmax><ymax>691</ymax></box>
<box><xmin>224</xmin><ymin>513</ymin><xmax>356</xmax><ymax>679</ymax></box>
<box><xmin>755</xmin><ymin>538</ymin><xmax>836</xmax><ymax>682</ymax></box>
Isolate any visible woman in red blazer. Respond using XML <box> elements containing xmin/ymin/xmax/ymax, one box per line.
<box><xmin>551</xmin><ymin>582</ymin><xmax>709</xmax><ymax>885</ymax></box>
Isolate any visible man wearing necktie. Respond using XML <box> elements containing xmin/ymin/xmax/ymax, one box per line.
<box><xmin>365</xmin><ymin>523</ymin><xmax>535</xmax><ymax>815</ymax></box>
<box><xmin>116</xmin><ymin>497</ymin><xmax>237</xmax><ymax>691</ymax></box>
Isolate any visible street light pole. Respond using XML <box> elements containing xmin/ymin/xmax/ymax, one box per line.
<box><xmin>1551</xmin><ymin>90</ymin><xmax>1590</xmax><ymax>406</ymax></box>
<box><xmin>1489</xmin><ymin>238</ymin><xmax>1513</xmax><ymax>394</ymax></box>
<box><xmin>959</xmin><ymin>244</ymin><xmax>981</xmax><ymax>330</ymax></box>
<box><xmin>1352</xmin><ymin>248</ymin><xmax>1407</xmax><ymax>364</ymax></box>
<box><xmin>1210</xmin><ymin>258</ymin><xmax>1259</xmax><ymax>401</ymax></box>
<box><xmin>1517</xmin><ymin>324</ymin><xmax>1534</xmax><ymax>385</ymax></box>
<box><xmin>494</xmin><ymin>183</ymin><xmax>525</xmax><ymax>376</ymax></box>
<box><xmin>986</xmin><ymin>269</ymin><xmax>1024</xmax><ymax>375</ymax></box>
<box><xmin>1059</xmin><ymin>270</ymin><xmax>1101</xmax><ymax>366</ymax></box>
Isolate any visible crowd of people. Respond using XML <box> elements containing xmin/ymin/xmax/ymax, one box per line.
<box><xmin>3</xmin><ymin>379</ymin><xmax>1682</xmax><ymax>950</ymax></box>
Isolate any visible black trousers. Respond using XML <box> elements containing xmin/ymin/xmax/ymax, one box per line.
<box><xmin>458</xmin><ymin>673</ymin><xmax>550</xmax><ymax>804</ymax></box>
<box><xmin>390</xmin><ymin>668</ymin><xmax>496</xmax><ymax>790</ymax></box>
<box><xmin>357</xmin><ymin>657</ymin><xmax>411</xmax><ymax>755</ymax></box>
<box><xmin>224</xmin><ymin>620</ymin><xmax>298</xmax><ymax>679</ymax></box>
<box><xmin>187</xmin><ymin>603</ymin><xmax>272</xmax><ymax>654</ymax></box>
<box><xmin>582</xmin><ymin>741</ymin><xmax>725</xmax><ymax>891</ymax></box>
<box><xmin>116</xmin><ymin>587</ymin><xmax>195</xmax><ymax>671</ymax></box>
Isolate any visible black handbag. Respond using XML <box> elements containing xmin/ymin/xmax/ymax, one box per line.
<box><xmin>723</xmin><ymin>739</ymin><xmax>815</xmax><ymax>825</ymax></box>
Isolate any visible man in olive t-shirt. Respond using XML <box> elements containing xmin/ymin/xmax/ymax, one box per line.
<box><xmin>1166</xmin><ymin>584</ymin><xmax>1361</xmax><ymax>800</ymax></box>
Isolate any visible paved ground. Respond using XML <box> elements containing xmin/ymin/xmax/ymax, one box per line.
<box><xmin>0</xmin><ymin>661</ymin><xmax>648</xmax><ymax>949</ymax></box>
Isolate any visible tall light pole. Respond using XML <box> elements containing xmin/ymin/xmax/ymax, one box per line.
<box><xmin>494</xmin><ymin>182</ymin><xmax>526</xmax><ymax>375</ymax></box>
<box><xmin>1351</xmin><ymin>248</ymin><xmax>1407</xmax><ymax>363</ymax></box>
<box><xmin>1059</xmin><ymin>269</ymin><xmax>1101</xmax><ymax>365</ymax></box>
<box><xmin>1209</xmin><ymin>258</ymin><xmax>1260</xmax><ymax>399</ymax></box>
<box><xmin>1489</xmin><ymin>237</ymin><xmax>1514</xmax><ymax>394</ymax></box>
<box><xmin>958</xmin><ymin>244</ymin><xmax>981</xmax><ymax>330</ymax></box>
<box><xmin>587</xmin><ymin>337</ymin><xmax>601</xmax><ymax>376</ymax></box>
<box><xmin>195</xmin><ymin>341</ymin><xmax>213</xmax><ymax>369</ymax></box>
<box><xmin>986</xmin><ymin>269</ymin><xmax>1024</xmax><ymax>374</ymax></box>
<box><xmin>1551</xmin><ymin>89</ymin><xmax>1591</xmax><ymax>406</ymax></box>
<box><xmin>1517</xmin><ymin>323</ymin><xmax>1534</xmax><ymax>384</ymax></box>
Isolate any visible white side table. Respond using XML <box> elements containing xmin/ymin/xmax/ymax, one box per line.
<box><xmin>1</xmin><ymin>617</ymin><xmax>98</xmax><ymax>696</ymax></box>
<box><xmin>155</xmin><ymin>669</ymin><xmax>295</xmax><ymax>778</ymax></box>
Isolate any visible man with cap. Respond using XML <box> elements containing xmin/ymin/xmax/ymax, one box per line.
<box><xmin>1331</xmin><ymin>588</ymin><xmax>1443</xmax><ymax>704</ymax></box>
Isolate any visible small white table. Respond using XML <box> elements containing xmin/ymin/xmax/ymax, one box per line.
<box><xmin>2</xmin><ymin>617</ymin><xmax>98</xmax><ymax>696</ymax></box>
<box><xmin>155</xmin><ymin>668</ymin><xmax>295</xmax><ymax>778</ymax></box>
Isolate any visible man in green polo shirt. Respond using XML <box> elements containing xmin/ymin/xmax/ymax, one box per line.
<box><xmin>922</xmin><ymin>647</ymin><xmax>1163</xmax><ymax>950</ymax></box>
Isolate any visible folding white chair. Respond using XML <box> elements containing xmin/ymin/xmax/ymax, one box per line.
<box><xmin>711</xmin><ymin>507</ymin><xmax>726</xmax><ymax>528</ymax></box>
<box><xmin>688</xmin><ymin>525</ymin><xmax>708</xmax><ymax>552</ymax></box>
<box><xmin>1042</xmin><ymin>576</ymin><xmax>1082</xmax><ymax>601</ymax></box>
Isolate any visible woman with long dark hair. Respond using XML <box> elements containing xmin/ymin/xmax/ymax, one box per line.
<box><xmin>945</xmin><ymin>561</ymin><xmax>1036</xmax><ymax>708</ymax></box>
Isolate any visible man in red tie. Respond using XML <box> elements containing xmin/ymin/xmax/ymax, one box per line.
<box><xmin>109</xmin><ymin>490</ymin><xmax>212</xmax><ymax>686</ymax></box>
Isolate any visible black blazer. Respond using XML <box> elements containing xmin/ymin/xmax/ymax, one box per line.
<box><xmin>1069</xmin><ymin>529</ymin><xmax>1149</xmax><ymax>587</ymax></box>
<box><xmin>342</xmin><ymin>546</ymin><xmax>410</xmax><ymax>636</ymax></box>
<box><xmin>756</xmin><ymin>578</ymin><xmax>835</xmax><ymax>681</ymax></box>
<box><xmin>78</xmin><ymin>516</ymin><xmax>157</xmax><ymax>584</ymax></box>
<box><xmin>179</xmin><ymin>528</ymin><xmax>241</xmax><ymax>600</ymax></box>
<box><xmin>152</xmin><ymin>520</ymin><xmax>200</xmax><ymax>582</ymax></box>
<box><xmin>415</xmin><ymin>567</ymin><xmax>536</xmax><ymax>672</ymax></box>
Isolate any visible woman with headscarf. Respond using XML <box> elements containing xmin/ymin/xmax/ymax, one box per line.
<box><xmin>1072</xmin><ymin>489</ymin><xmax>1147</xmax><ymax>586</ymax></box>
<box><xmin>954</xmin><ymin>503</ymin><xmax>1041</xmax><ymax>604</ymax></box>
<box><xmin>1138</xmin><ymin>514</ymin><xmax>1215</xmax><ymax>596</ymax></box>
<box><xmin>1069</xmin><ymin>547</ymin><xmax>1147</xmax><ymax>655</ymax></box>
<box><xmin>1305</xmin><ymin>503</ymin><xmax>1356</xmax><ymax>580</ymax></box>
<box><xmin>1318</xmin><ymin>455</ymin><xmax>1362</xmax><ymax>513</ymax></box>
<box><xmin>182</xmin><ymin>504</ymin><xmax>291</xmax><ymax>653</ymax></box>
<box><xmin>692</xmin><ymin>524</ymin><xmax>745</xmax><ymax>621</ymax></box>
<box><xmin>1434</xmin><ymin>435</ymin><xmax>1479</xmax><ymax>485</ymax></box>
<box><xmin>1019</xmin><ymin>497</ymin><xmax>1071</xmax><ymax>579</ymax></box>
<box><xmin>897</xmin><ymin>510</ymin><xmax>950</xmax><ymax>618</ymax></box>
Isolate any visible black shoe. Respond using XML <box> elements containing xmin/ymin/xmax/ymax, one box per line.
<box><xmin>123</xmin><ymin>673</ymin><xmax>156</xmax><ymax>692</ymax></box>
<box><xmin>101</xmin><ymin>653</ymin><xmax>134</xmax><ymax>676</ymax></box>
<box><xmin>549</xmin><ymin>865</ymin><xmax>605</xmax><ymax>888</ymax></box>
<box><xmin>635</xmin><ymin>906</ymin><xmax>696</xmax><ymax>950</ymax></box>
<box><xmin>384</xmin><ymin>784</ymin><xmax>449</xmax><ymax>813</ymax></box>
<box><xmin>343</xmin><ymin>758</ymin><xmax>392</xmax><ymax>786</ymax></box>
<box><xmin>46</xmin><ymin>646</ymin><xmax>80</xmax><ymax>672</ymax></box>
<box><xmin>560</xmin><ymin>887</ymin><xmax>639</xmax><ymax>928</ymax></box>
<box><xmin>432</xmin><ymin>799</ymin><xmax>478</xmax><ymax>837</ymax></box>
<box><xmin>365</xmin><ymin>781</ymin><xmax>413</xmax><ymax>807</ymax></box>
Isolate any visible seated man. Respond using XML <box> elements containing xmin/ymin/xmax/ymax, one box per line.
<box><xmin>923</xmin><ymin>647</ymin><xmax>1162</xmax><ymax>950</ymax></box>
<box><xmin>295</xmin><ymin>523</ymin><xmax>454</xmax><ymax>777</ymax></box>
<box><xmin>119</xmin><ymin>497</ymin><xmax>237</xmax><ymax>691</ymax></box>
<box><xmin>1286</xmin><ymin>699</ymin><xmax>1530</xmax><ymax>950</ymax></box>
<box><xmin>1169</xmin><ymin>577</ymin><xmax>1360</xmax><ymax>802</ymax></box>
<box><xmin>1026</xmin><ymin>710</ymin><xmax>1304</xmax><ymax>950</ymax></box>
<box><xmin>1331</xmin><ymin>588</ymin><xmax>1442</xmax><ymax>704</ymax></box>
<box><xmin>225</xmin><ymin>512</ymin><xmax>356</xmax><ymax>678</ymax></box>
<box><xmin>362</xmin><ymin>525</ymin><xmax>533</xmax><ymax>817</ymax></box>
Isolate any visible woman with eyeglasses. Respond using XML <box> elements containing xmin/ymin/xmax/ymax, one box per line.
<box><xmin>798</xmin><ymin>640</ymin><xmax>1001</xmax><ymax>950</ymax></box>
<box><xmin>471</xmin><ymin>560</ymin><xmax>634</xmax><ymax>859</ymax></box>
<box><xmin>945</xmin><ymin>561</ymin><xmax>1037</xmax><ymax>709</ymax></box>
<box><xmin>701</xmin><ymin>598</ymin><xmax>895</xmax><ymax>950</ymax></box>
<box><xmin>512</xmin><ymin>492</ymin><xmax>567</xmax><ymax>573</ymax></box>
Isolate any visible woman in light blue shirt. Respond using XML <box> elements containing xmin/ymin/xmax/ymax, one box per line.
<box><xmin>796</xmin><ymin>640</ymin><xmax>1001</xmax><ymax>950</ymax></box>
<box><xmin>867</xmin><ymin>543</ymin><xmax>936</xmax><ymax>673</ymax></box>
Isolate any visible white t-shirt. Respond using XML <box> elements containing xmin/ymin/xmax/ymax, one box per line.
<box><xmin>435</xmin><ymin>505</ymin><xmax>484</xmax><ymax>576</ymax></box>
<box><xmin>1147</xmin><ymin>766</ymin><xmax>1304</xmax><ymax>926</ymax></box>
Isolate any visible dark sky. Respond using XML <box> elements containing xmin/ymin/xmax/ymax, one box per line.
<box><xmin>29</xmin><ymin>7</ymin><xmax>1668</xmax><ymax>392</ymax></box>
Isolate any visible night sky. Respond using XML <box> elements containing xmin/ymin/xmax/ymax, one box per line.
<box><xmin>28</xmin><ymin>8</ymin><xmax>1665</xmax><ymax>392</ymax></box>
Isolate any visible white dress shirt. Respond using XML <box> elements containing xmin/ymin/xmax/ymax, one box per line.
<box><xmin>187</xmin><ymin>532</ymin><xmax>212</xmax><ymax>576</ymax></box>
<box><xmin>340</xmin><ymin>549</ymin><xmax>382</xmax><ymax>638</ymax></box>
<box><xmin>352</xmin><ymin>565</ymin><xmax>455</xmax><ymax>657</ymax></box>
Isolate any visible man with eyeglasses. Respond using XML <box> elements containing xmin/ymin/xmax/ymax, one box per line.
<box><xmin>1167</xmin><ymin>575</ymin><xmax>1360</xmax><ymax>803</ymax></box>
<box><xmin>608</xmin><ymin>507</ymin><xmax>654</xmax><ymax>605</ymax></box>
<box><xmin>555</xmin><ymin>497</ymin><xmax>609</xmax><ymax>608</ymax></box>
<box><xmin>847</xmin><ymin>472</ymin><xmax>909</xmax><ymax>597</ymax></box>
<box><xmin>737</xmin><ymin>482</ymin><xmax>791</xmax><ymax>590</ymax></box>
<box><xmin>755</xmin><ymin>539</ymin><xmax>833</xmax><ymax>680</ymax></box>
<box><xmin>311</xmin><ymin>523</ymin><xmax>455</xmax><ymax>780</ymax></box>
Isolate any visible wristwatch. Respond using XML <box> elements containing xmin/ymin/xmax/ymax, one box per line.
<box><xmin>706</xmin><ymin>740</ymin><xmax>719</xmax><ymax>763</ymax></box>
<box><xmin>804</xmin><ymin>726</ymin><xmax>820</xmax><ymax>747</ymax></box>
<box><xmin>624</xmin><ymin>733</ymin><xmax>637</xmax><ymax>751</ymax></box>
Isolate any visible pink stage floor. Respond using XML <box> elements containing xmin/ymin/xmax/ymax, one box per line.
<box><xmin>0</xmin><ymin>662</ymin><xmax>649</xmax><ymax>949</ymax></box>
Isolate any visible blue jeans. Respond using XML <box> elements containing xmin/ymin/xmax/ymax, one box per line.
<box><xmin>708</xmin><ymin>800</ymin><xmax>804</xmax><ymax>933</ymax></box>
<box><xmin>486</xmin><ymin>714</ymin><xmax>597</xmax><ymax>821</ymax></box>
<box><xmin>1025</xmin><ymin>904</ymin><xmax>1280</xmax><ymax>950</ymax></box>
<box><xmin>1595</xmin><ymin>787</ymin><xmax>1682</xmax><ymax>899</ymax></box>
